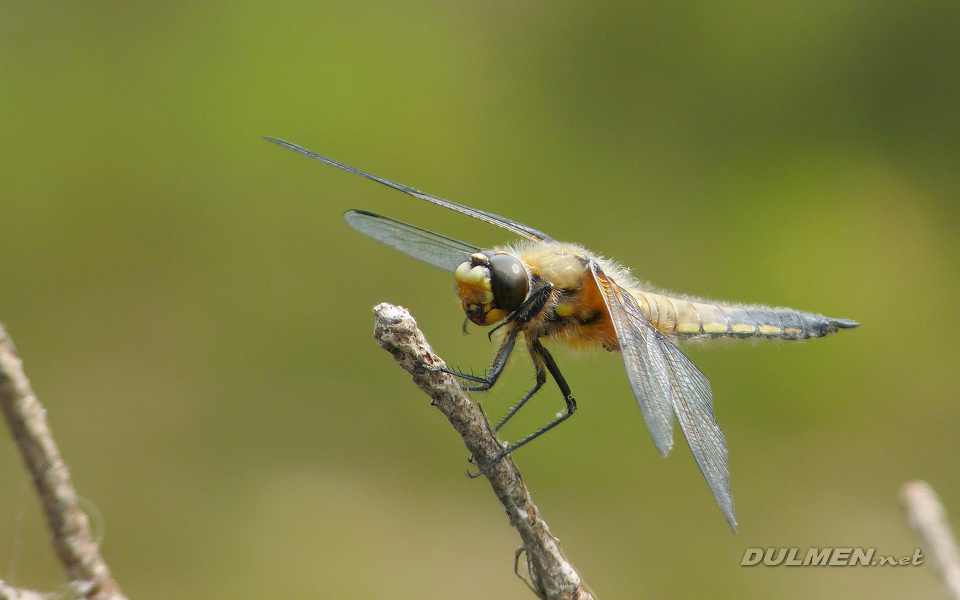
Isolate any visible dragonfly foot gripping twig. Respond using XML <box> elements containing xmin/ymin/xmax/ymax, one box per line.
<box><xmin>372</xmin><ymin>303</ymin><xmax>594</xmax><ymax>600</ymax></box>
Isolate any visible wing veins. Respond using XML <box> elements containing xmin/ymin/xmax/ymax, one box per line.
<box><xmin>266</xmin><ymin>137</ymin><xmax>555</xmax><ymax>243</ymax></box>
<box><xmin>344</xmin><ymin>210</ymin><xmax>477</xmax><ymax>272</ymax></box>
<box><xmin>658</xmin><ymin>336</ymin><xmax>736</xmax><ymax>531</ymax></box>
<box><xmin>591</xmin><ymin>264</ymin><xmax>674</xmax><ymax>455</ymax></box>
<box><xmin>592</xmin><ymin>263</ymin><xmax>736</xmax><ymax>531</ymax></box>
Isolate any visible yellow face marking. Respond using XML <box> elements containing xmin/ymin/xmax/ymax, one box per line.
<box><xmin>483</xmin><ymin>308</ymin><xmax>506</xmax><ymax>325</ymax></box>
<box><xmin>454</xmin><ymin>262</ymin><xmax>492</xmax><ymax>290</ymax></box>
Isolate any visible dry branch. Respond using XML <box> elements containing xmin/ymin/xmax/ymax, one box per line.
<box><xmin>0</xmin><ymin>323</ymin><xmax>126</xmax><ymax>600</ymax></box>
<box><xmin>902</xmin><ymin>481</ymin><xmax>960</xmax><ymax>600</ymax></box>
<box><xmin>372</xmin><ymin>303</ymin><xmax>594</xmax><ymax>600</ymax></box>
<box><xmin>0</xmin><ymin>580</ymin><xmax>52</xmax><ymax>600</ymax></box>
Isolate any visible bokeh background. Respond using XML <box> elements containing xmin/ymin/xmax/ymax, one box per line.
<box><xmin>2</xmin><ymin>2</ymin><xmax>959</xmax><ymax>598</ymax></box>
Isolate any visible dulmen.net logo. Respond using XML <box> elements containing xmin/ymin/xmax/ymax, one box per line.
<box><xmin>741</xmin><ymin>547</ymin><xmax>924</xmax><ymax>567</ymax></box>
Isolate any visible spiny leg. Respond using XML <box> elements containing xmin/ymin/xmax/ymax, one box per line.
<box><xmin>441</xmin><ymin>326</ymin><xmax>519</xmax><ymax>392</ymax></box>
<box><xmin>504</xmin><ymin>339</ymin><xmax>578</xmax><ymax>450</ymax></box>
<box><xmin>492</xmin><ymin>360</ymin><xmax>546</xmax><ymax>434</ymax></box>
<box><xmin>469</xmin><ymin>338</ymin><xmax>577</xmax><ymax>478</ymax></box>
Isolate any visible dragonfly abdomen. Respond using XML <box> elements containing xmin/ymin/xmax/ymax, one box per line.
<box><xmin>633</xmin><ymin>291</ymin><xmax>859</xmax><ymax>340</ymax></box>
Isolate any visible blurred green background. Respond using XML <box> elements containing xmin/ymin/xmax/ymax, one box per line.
<box><xmin>2</xmin><ymin>2</ymin><xmax>958</xmax><ymax>598</ymax></box>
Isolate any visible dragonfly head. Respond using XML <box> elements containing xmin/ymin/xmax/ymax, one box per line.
<box><xmin>455</xmin><ymin>251</ymin><xmax>529</xmax><ymax>326</ymax></box>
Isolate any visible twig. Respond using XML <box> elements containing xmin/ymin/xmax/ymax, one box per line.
<box><xmin>0</xmin><ymin>323</ymin><xmax>126</xmax><ymax>600</ymax></box>
<box><xmin>0</xmin><ymin>580</ymin><xmax>53</xmax><ymax>600</ymax></box>
<box><xmin>372</xmin><ymin>303</ymin><xmax>594</xmax><ymax>600</ymax></box>
<box><xmin>901</xmin><ymin>481</ymin><xmax>960</xmax><ymax>600</ymax></box>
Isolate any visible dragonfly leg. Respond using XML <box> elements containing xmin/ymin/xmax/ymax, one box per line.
<box><xmin>434</xmin><ymin>283</ymin><xmax>553</xmax><ymax>391</ymax></box>
<box><xmin>438</xmin><ymin>327</ymin><xmax>518</xmax><ymax>391</ymax></box>
<box><xmin>492</xmin><ymin>361</ymin><xmax>546</xmax><ymax>434</ymax></box>
<box><xmin>468</xmin><ymin>338</ymin><xmax>577</xmax><ymax>478</ymax></box>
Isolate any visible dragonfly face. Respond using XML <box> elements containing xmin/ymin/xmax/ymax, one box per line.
<box><xmin>455</xmin><ymin>251</ymin><xmax>529</xmax><ymax>326</ymax></box>
<box><xmin>267</xmin><ymin>137</ymin><xmax>859</xmax><ymax>532</ymax></box>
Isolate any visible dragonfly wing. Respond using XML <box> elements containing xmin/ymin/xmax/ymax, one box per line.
<box><xmin>267</xmin><ymin>138</ymin><xmax>556</xmax><ymax>243</ymax></box>
<box><xmin>658</xmin><ymin>335</ymin><xmax>736</xmax><ymax>531</ymax></box>
<box><xmin>591</xmin><ymin>263</ymin><xmax>675</xmax><ymax>456</ymax></box>
<box><xmin>591</xmin><ymin>262</ymin><xmax>735</xmax><ymax>531</ymax></box>
<box><xmin>344</xmin><ymin>210</ymin><xmax>477</xmax><ymax>272</ymax></box>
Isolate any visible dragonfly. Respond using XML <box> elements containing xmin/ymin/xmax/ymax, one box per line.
<box><xmin>267</xmin><ymin>137</ymin><xmax>858</xmax><ymax>531</ymax></box>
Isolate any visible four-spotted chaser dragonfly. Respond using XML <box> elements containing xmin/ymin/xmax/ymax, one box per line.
<box><xmin>267</xmin><ymin>137</ymin><xmax>858</xmax><ymax>531</ymax></box>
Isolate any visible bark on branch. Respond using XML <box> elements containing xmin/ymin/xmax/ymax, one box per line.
<box><xmin>372</xmin><ymin>303</ymin><xmax>594</xmax><ymax>600</ymax></box>
<box><xmin>0</xmin><ymin>323</ymin><xmax>126</xmax><ymax>600</ymax></box>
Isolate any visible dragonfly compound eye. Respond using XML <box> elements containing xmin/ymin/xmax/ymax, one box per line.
<box><xmin>489</xmin><ymin>253</ymin><xmax>529</xmax><ymax>312</ymax></box>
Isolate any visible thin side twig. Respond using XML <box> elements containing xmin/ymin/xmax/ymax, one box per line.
<box><xmin>0</xmin><ymin>323</ymin><xmax>126</xmax><ymax>600</ymax></box>
<box><xmin>372</xmin><ymin>303</ymin><xmax>594</xmax><ymax>600</ymax></box>
<box><xmin>901</xmin><ymin>480</ymin><xmax>960</xmax><ymax>600</ymax></box>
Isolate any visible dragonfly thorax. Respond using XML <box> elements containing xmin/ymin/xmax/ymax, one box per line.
<box><xmin>455</xmin><ymin>251</ymin><xmax>529</xmax><ymax>326</ymax></box>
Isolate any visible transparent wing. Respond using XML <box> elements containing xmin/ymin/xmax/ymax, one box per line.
<box><xmin>591</xmin><ymin>263</ymin><xmax>736</xmax><ymax>531</ymax></box>
<box><xmin>344</xmin><ymin>210</ymin><xmax>477</xmax><ymax>272</ymax></box>
<box><xmin>591</xmin><ymin>263</ymin><xmax>675</xmax><ymax>456</ymax></box>
<box><xmin>659</xmin><ymin>335</ymin><xmax>736</xmax><ymax>531</ymax></box>
<box><xmin>267</xmin><ymin>137</ymin><xmax>556</xmax><ymax>243</ymax></box>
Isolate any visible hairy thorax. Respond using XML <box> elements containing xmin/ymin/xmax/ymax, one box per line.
<box><xmin>513</xmin><ymin>243</ymin><xmax>619</xmax><ymax>351</ymax></box>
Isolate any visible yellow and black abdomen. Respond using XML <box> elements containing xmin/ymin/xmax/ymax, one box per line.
<box><xmin>634</xmin><ymin>290</ymin><xmax>859</xmax><ymax>340</ymax></box>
